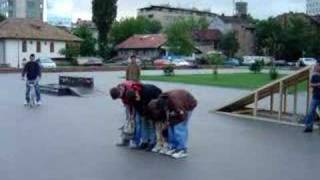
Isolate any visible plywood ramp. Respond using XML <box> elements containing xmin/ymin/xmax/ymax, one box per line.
<box><xmin>216</xmin><ymin>66</ymin><xmax>313</xmax><ymax>126</ymax></box>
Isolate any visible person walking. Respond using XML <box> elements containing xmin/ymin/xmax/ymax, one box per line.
<box><xmin>304</xmin><ymin>60</ymin><xmax>320</xmax><ymax>133</ymax></box>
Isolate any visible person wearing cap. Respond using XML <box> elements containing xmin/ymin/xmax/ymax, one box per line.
<box><xmin>304</xmin><ymin>60</ymin><xmax>320</xmax><ymax>133</ymax></box>
<box><xmin>109</xmin><ymin>81</ymin><xmax>143</xmax><ymax>147</ymax></box>
<box><xmin>126</xmin><ymin>55</ymin><xmax>141</xmax><ymax>82</ymax></box>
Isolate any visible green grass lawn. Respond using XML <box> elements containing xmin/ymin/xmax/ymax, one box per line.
<box><xmin>141</xmin><ymin>73</ymin><xmax>308</xmax><ymax>90</ymax></box>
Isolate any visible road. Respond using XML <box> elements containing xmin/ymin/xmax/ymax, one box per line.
<box><xmin>0</xmin><ymin>70</ymin><xmax>319</xmax><ymax>180</ymax></box>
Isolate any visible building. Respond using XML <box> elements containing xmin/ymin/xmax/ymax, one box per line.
<box><xmin>0</xmin><ymin>0</ymin><xmax>43</xmax><ymax>20</ymax></box>
<box><xmin>0</xmin><ymin>18</ymin><xmax>81</xmax><ymax>68</ymax></box>
<box><xmin>138</xmin><ymin>5</ymin><xmax>217</xmax><ymax>28</ymax></box>
<box><xmin>235</xmin><ymin>1</ymin><xmax>248</xmax><ymax>17</ymax></box>
<box><xmin>116</xmin><ymin>34</ymin><xmax>167</xmax><ymax>61</ymax></box>
<box><xmin>46</xmin><ymin>0</ymin><xmax>72</xmax><ymax>27</ymax></box>
<box><xmin>209</xmin><ymin>15</ymin><xmax>255</xmax><ymax>56</ymax></box>
<box><xmin>192</xmin><ymin>29</ymin><xmax>221</xmax><ymax>54</ymax></box>
<box><xmin>307</xmin><ymin>0</ymin><xmax>320</xmax><ymax>16</ymax></box>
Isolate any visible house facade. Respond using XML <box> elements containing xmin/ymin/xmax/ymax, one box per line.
<box><xmin>0</xmin><ymin>18</ymin><xmax>81</xmax><ymax>68</ymax></box>
<box><xmin>116</xmin><ymin>34</ymin><xmax>167</xmax><ymax>61</ymax></box>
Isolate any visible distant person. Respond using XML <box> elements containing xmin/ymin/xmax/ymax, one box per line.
<box><xmin>22</xmin><ymin>54</ymin><xmax>42</xmax><ymax>106</ymax></box>
<box><xmin>304</xmin><ymin>60</ymin><xmax>320</xmax><ymax>133</ymax></box>
<box><xmin>126</xmin><ymin>55</ymin><xmax>140</xmax><ymax>82</ymax></box>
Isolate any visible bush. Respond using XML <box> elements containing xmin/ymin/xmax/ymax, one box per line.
<box><xmin>163</xmin><ymin>64</ymin><xmax>175</xmax><ymax>76</ymax></box>
<box><xmin>249</xmin><ymin>60</ymin><xmax>264</xmax><ymax>74</ymax></box>
<box><xmin>269</xmin><ymin>66</ymin><xmax>279</xmax><ymax>80</ymax></box>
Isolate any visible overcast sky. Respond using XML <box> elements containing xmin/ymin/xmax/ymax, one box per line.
<box><xmin>69</xmin><ymin>0</ymin><xmax>306</xmax><ymax>21</ymax></box>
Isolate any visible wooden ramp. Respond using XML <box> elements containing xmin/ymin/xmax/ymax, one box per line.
<box><xmin>216</xmin><ymin>66</ymin><xmax>313</xmax><ymax>126</ymax></box>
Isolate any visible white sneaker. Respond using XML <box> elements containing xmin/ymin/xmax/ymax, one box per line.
<box><xmin>159</xmin><ymin>144</ymin><xmax>170</xmax><ymax>154</ymax></box>
<box><xmin>129</xmin><ymin>141</ymin><xmax>139</xmax><ymax>149</ymax></box>
<box><xmin>171</xmin><ymin>150</ymin><xmax>188</xmax><ymax>159</ymax></box>
<box><xmin>24</xmin><ymin>101</ymin><xmax>28</xmax><ymax>106</ymax></box>
<box><xmin>36</xmin><ymin>101</ymin><xmax>42</xmax><ymax>106</ymax></box>
<box><xmin>151</xmin><ymin>144</ymin><xmax>162</xmax><ymax>153</ymax></box>
<box><xmin>165</xmin><ymin>149</ymin><xmax>176</xmax><ymax>156</ymax></box>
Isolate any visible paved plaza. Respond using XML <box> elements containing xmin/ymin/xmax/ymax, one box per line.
<box><xmin>0</xmin><ymin>70</ymin><xmax>319</xmax><ymax>180</ymax></box>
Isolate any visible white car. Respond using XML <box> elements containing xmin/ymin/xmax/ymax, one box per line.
<box><xmin>172</xmin><ymin>59</ymin><xmax>191</xmax><ymax>67</ymax></box>
<box><xmin>37</xmin><ymin>57</ymin><xmax>57</xmax><ymax>69</ymax></box>
<box><xmin>296</xmin><ymin>58</ymin><xmax>317</xmax><ymax>67</ymax></box>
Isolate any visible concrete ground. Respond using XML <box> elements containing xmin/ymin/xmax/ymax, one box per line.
<box><xmin>0</xmin><ymin>70</ymin><xmax>319</xmax><ymax>180</ymax></box>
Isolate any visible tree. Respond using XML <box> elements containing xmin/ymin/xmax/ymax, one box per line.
<box><xmin>59</xmin><ymin>44</ymin><xmax>80</xmax><ymax>65</ymax></box>
<box><xmin>92</xmin><ymin>0</ymin><xmax>117</xmax><ymax>59</ymax></box>
<box><xmin>110</xmin><ymin>16</ymin><xmax>162</xmax><ymax>45</ymax></box>
<box><xmin>0</xmin><ymin>14</ymin><xmax>5</xmax><ymax>22</ymax></box>
<box><xmin>165</xmin><ymin>20</ymin><xmax>195</xmax><ymax>56</ymax></box>
<box><xmin>206</xmin><ymin>53</ymin><xmax>224</xmax><ymax>77</ymax></box>
<box><xmin>219</xmin><ymin>31</ymin><xmax>239</xmax><ymax>58</ymax></box>
<box><xmin>73</xmin><ymin>25</ymin><xmax>96</xmax><ymax>57</ymax></box>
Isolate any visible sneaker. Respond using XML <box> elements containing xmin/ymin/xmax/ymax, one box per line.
<box><xmin>36</xmin><ymin>101</ymin><xmax>42</xmax><ymax>106</ymax></box>
<box><xmin>24</xmin><ymin>101</ymin><xmax>28</xmax><ymax>106</ymax></box>
<box><xmin>139</xmin><ymin>142</ymin><xmax>149</xmax><ymax>150</ymax></box>
<box><xmin>159</xmin><ymin>144</ymin><xmax>170</xmax><ymax>155</ymax></box>
<box><xmin>165</xmin><ymin>149</ymin><xmax>176</xmax><ymax>156</ymax></box>
<box><xmin>146</xmin><ymin>144</ymin><xmax>155</xmax><ymax>152</ymax></box>
<box><xmin>129</xmin><ymin>141</ymin><xmax>139</xmax><ymax>149</ymax></box>
<box><xmin>303</xmin><ymin>128</ymin><xmax>313</xmax><ymax>133</ymax></box>
<box><xmin>171</xmin><ymin>150</ymin><xmax>188</xmax><ymax>159</ymax></box>
<box><xmin>151</xmin><ymin>144</ymin><xmax>162</xmax><ymax>153</ymax></box>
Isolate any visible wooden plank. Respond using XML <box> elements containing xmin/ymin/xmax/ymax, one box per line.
<box><xmin>270</xmin><ymin>91</ymin><xmax>274</xmax><ymax>112</ymax></box>
<box><xmin>253</xmin><ymin>92</ymin><xmax>258</xmax><ymax>117</ymax></box>
<box><xmin>278</xmin><ymin>81</ymin><xmax>283</xmax><ymax>120</ymax></box>
<box><xmin>284</xmin><ymin>88</ymin><xmax>288</xmax><ymax>113</ymax></box>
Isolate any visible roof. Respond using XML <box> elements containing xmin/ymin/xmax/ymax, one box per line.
<box><xmin>192</xmin><ymin>29</ymin><xmax>221</xmax><ymax>42</ymax></box>
<box><xmin>116</xmin><ymin>34</ymin><xmax>167</xmax><ymax>50</ymax></box>
<box><xmin>0</xmin><ymin>18</ymin><xmax>82</xmax><ymax>42</ymax></box>
<box><xmin>310</xmin><ymin>15</ymin><xmax>320</xmax><ymax>25</ymax></box>
<box><xmin>139</xmin><ymin>5</ymin><xmax>217</xmax><ymax>17</ymax></box>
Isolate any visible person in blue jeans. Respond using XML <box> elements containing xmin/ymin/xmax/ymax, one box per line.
<box><xmin>148</xmin><ymin>89</ymin><xmax>197</xmax><ymax>159</ymax></box>
<box><xmin>126</xmin><ymin>84</ymin><xmax>162</xmax><ymax>150</ymax></box>
<box><xmin>22</xmin><ymin>54</ymin><xmax>42</xmax><ymax>105</ymax></box>
<box><xmin>304</xmin><ymin>61</ymin><xmax>320</xmax><ymax>133</ymax></box>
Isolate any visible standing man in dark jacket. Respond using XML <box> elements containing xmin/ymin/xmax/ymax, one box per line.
<box><xmin>126</xmin><ymin>84</ymin><xmax>162</xmax><ymax>150</ymax></box>
<box><xmin>148</xmin><ymin>89</ymin><xmax>197</xmax><ymax>159</ymax></box>
<box><xmin>22</xmin><ymin>54</ymin><xmax>42</xmax><ymax>105</ymax></box>
<box><xmin>126</xmin><ymin>55</ymin><xmax>140</xmax><ymax>82</ymax></box>
<box><xmin>304</xmin><ymin>61</ymin><xmax>320</xmax><ymax>133</ymax></box>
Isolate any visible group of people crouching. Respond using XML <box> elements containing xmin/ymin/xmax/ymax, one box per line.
<box><xmin>109</xmin><ymin>80</ymin><xmax>197</xmax><ymax>159</ymax></box>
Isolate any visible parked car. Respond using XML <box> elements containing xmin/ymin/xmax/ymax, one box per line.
<box><xmin>37</xmin><ymin>57</ymin><xmax>57</xmax><ymax>69</ymax></box>
<box><xmin>243</xmin><ymin>56</ymin><xmax>272</xmax><ymax>66</ymax></box>
<box><xmin>171</xmin><ymin>59</ymin><xmax>191</xmax><ymax>67</ymax></box>
<box><xmin>154</xmin><ymin>59</ymin><xmax>170</xmax><ymax>69</ymax></box>
<box><xmin>224</xmin><ymin>58</ymin><xmax>240</xmax><ymax>67</ymax></box>
<box><xmin>296</xmin><ymin>58</ymin><xmax>317</xmax><ymax>67</ymax></box>
<box><xmin>273</xmin><ymin>60</ymin><xmax>287</xmax><ymax>66</ymax></box>
<box><xmin>77</xmin><ymin>57</ymin><xmax>103</xmax><ymax>66</ymax></box>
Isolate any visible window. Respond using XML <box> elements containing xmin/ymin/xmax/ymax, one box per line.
<box><xmin>36</xmin><ymin>41</ymin><xmax>41</xmax><ymax>52</ymax></box>
<box><xmin>50</xmin><ymin>42</ymin><xmax>54</xmax><ymax>53</ymax></box>
<box><xmin>22</xmin><ymin>40</ymin><xmax>27</xmax><ymax>52</ymax></box>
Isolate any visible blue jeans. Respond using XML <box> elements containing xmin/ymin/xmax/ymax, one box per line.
<box><xmin>26</xmin><ymin>80</ymin><xmax>41</xmax><ymax>102</ymax></box>
<box><xmin>305</xmin><ymin>98</ymin><xmax>320</xmax><ymax>129</ymax></box>
<box><xmin>141</xmin><ymin>118</ymin><xmax>156</xmax><ymax>145</ymax></box>
<box><xmin>133</xmin><ymin>112</ymin><xmax>142</xmax><ymax>145</ymax></box>
<box><xmin>168</xmin><ymin>111</ymin><xmax>192</xmax><ymax>151</ymax></box>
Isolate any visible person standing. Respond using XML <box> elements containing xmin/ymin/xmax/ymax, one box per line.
<box><xmin>22</xmin><ymin>54</ymin><xmax>42</xmax><ymax>105</ymax></box>
<box><xmin>126</xmin><ymin>55</ymin><xmax>140</xmax><ymax>82</ymax></box>
<box><xmin>304</xmin><ymin>61</ymin><xmax>320</xmax><ymax>133</ymax></box>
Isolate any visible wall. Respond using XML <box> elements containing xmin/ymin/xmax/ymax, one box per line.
<box><xmin>4</xmin><ymin>39</ymin><xmax>66</xmax><ymax>68</ymax></box>
<box><xmin>118</xmin><ymin>49</ymin><xmax>161</xmax><ymax>61</ymax></box>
